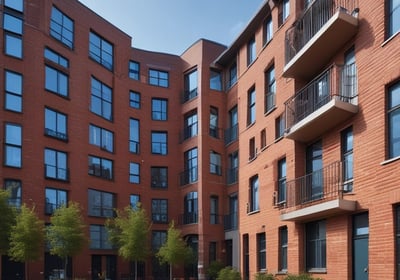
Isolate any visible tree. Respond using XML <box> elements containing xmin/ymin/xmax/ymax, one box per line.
<box><xmin>216</xmin><ymin>267</ymin><xmax>241</xmax><ymax>280</ymax></box>
<box><xmin>8</xmin><ymin>204</ymin><xmax>44</xmax><ymax>280</ymax></box>
<box><xmin>106</xmin><ymin>204</ymin><xmax>151</xmax><ymax>280</ymax></box>
<box><xmin>156</xmin><ymin>221</ymin><xmax>194</xmax><ymax>280</ymax></box>
<box><xmin>46</xmin><ymin>202</ymin><xmax>86</xmax><ymax>279</ymax></box>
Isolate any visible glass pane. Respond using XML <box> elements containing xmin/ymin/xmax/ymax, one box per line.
<box><xmin>6</xmin><ymin>146</ymin><xmax>21</xmax><ymax>167</ymax></box>
<box><xmin>5</xmin><ymin>71</ymin><xmax>22</xmax><ymax>94</ymax></box>
<box><xmin>6</xmin><ymin>125</ymin><xmax>21</xmax><ymax>145</ymax></box>
<box><xmin>5</xmin><ymin>34</ymin><xmax>22</xmax><ymax>58</ymax></box>
<box><xmin>5</xmin><ymin>0</ymin><xmax>24</xmax><ymax>12</ymax></box>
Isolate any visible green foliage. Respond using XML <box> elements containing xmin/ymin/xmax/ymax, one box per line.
<box><xmin>216</xmin><ymin>267</ymin><xmax>241</xmax><ymax>280</ymax></box>
<box><xmin>0</xmin><ymin>189</ymin><xmax>16</xmax><ymax>254</ymax></box>
<box><xmin>8</xmin><ymin>204</ymin><xmax>44</xmax><ymax>262</ymax></box>
<box><xmin>283</xmin><ymin>273</ymin><xmax>323</xmax><ymax>280</ymax></box>
<box><xmin>254</xmin><ymin>272</ymin><xmax>276</xmax><ymax>280</ymax></box>
<box><xmin>106</xmin><ymin>204</ymin><xmax>151</xmax><ymax>262</ymax></box>
<box><xmin>206</xmin><ymin>260</ymin><xmax>225</xmax><ymax>280</ymax></box>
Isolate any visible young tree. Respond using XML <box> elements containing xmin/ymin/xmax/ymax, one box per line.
<box><xmin>46</xmin><ymin>202</ymin><xmax>86</xmax><ymax>279</ymax></box>
<box><xmin>0</xmin><ymin>190</ymin><xmax>17</xmax><ymax>276</ymax></box>
<box><xmin>8</xmin><ymin>204</ymin><xmax>44</xmax><ymax>280</ymax></box>
<box><xmin>106</xmin><ymin>203</ymin><xmax>151</xmax><ymax>280</ymax></box>
<box><xmin>156</xmin><ymin>221</ymin><xmax>194</xmax><ymax>280</ymax></box>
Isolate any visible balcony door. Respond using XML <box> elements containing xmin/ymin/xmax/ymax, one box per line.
<box><xmin>305</xmin><ymin>140</ymin><xmax>323</xmax><ymax>202</ymax></box>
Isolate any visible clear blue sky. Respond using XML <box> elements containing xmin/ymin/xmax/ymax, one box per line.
<box><xmin>78</xmin><ymin>0</ymin><xmax>265</xmax><ymax>55</ymax></box>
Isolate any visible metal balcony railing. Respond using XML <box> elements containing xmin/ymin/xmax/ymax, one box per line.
<box><xmin>226</xmin><ymin>167</ymin><xmax>238</xmax><ymax>185</ymax></box>
<box><xmin>284</xmin><ymin>161</ymin><xmax>343</xmax><ymax>209</ymax></box>
<box><xmin>224</xmin><ymin>124</ymin><xmax>238</xmax><ymax>145</ymax></box>
<box><xmin>224</xmin><ymin>213</ymin><xmax>238</xmax><ymax>231</ymax></box>
<box><xmin>179</xmin><ymin>167</ymin><xmax>198</xmax><ymax>186</ymax></box>
<box><xmin>285</xmin><ymin>63</ymin><xmax>357</xmax><ymax>130</ymax></box>
<box><xmin>285</xmin><ymin>0</ymin><xmax>359</xmax><ymax>64</ymax></box>
<box><xmin>180</xmin><ymin>212</ymin><xmax>198</xmax><ymax>225</ymax></box>
<box><xmin>181</xmin><ymin>89</ymin><xmax>198</xmax><ymax>103</ymax></box>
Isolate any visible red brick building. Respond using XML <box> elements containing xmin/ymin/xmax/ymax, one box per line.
<box><xmin>0</xmin><ymin>0</ymin><xmax>399</xmax><ymax>279</ymax></box>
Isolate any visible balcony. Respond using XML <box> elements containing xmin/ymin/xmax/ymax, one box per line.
<box><xmin>280</xmin><ymin>161</ymin><xmax>356</xmax><ymax>221</ymax></box>
<box><xmin>285</xmin><ymin>63</ymin><xmax>358</xmax><ymax>142</ymax></box>
<box><xmin>179</xmin><ymin>167</ymin><xmax>198</xmax><ymax>186</ymax></box>
<box><xmin>224</xmin><ymin>124</ymin><xmax>238</xmax><ymax>145</ymax></box>
<box><xmin>179</xmin><ymin>212</ymin><xmax>198</xmax><ymax>225</ymax></box>
<box><xmin>283</xmin><ymin>0</ymin><xmax>359</xmax><ymax>79</ymax></box>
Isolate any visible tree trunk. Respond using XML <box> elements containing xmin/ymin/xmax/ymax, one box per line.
<box><xmin>169</xmin><ymin>263</ymin><xmax>173</xmax><ymax>280</ymax></box>
<box><xmin>134</xmin><ymin>261</ymin><xmax>137</xmax><ymax>280</ymax></box>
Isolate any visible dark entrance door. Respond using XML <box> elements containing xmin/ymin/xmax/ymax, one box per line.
<box><xmin>353</xmin><ymin>213</ymin><xmax>369</xmax><ymax>280</ymax></box>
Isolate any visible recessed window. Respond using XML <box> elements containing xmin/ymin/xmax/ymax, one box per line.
<box><xmin>89</xmin><ymin>32</ymin><xmax>113</xmax><ymax>70</ymax></box>
<box><xmin>5</xmin><ymin>70</ymin><xmax>23</xmax><ymax>112</ymax></box>
<box><xmin>279</xmin><ymin>0</ymin><xmax>290</xmax><ymax>26</ymax></box>
<box><xmin>152</xmin><ymin>199</ymin><xmax>168</xmax><ymax>223</ymax></box>
<box><xmin>209</xmin><ymin>107</ymin><xmax>219</xmax><ymax>138</ymax></box>
<box><xmin>89</xmin><ymin>124</ymin><xmax>114</xmax><ymax>153</ymax></box>
<box><xmin>275</xmin><ymin>114</ymin><xmax>285</xmax><ymax>139</ymax></box>
<box><xmin>129</xmin><ymin>91</ymin><xmax>140</xmax><ymax>109</ymax></box>
<box><xmin>5</xmin><ymin>124</ymin><xmax>22</xmax><ymax>168</ymax></box>
<box><xmin>45</xmin><ymin>108</ymin><xmax>67</xmax><ymax>141</ymax></box>
<box><xmin>260</xmin><ymin>129</ymin><xmax>266</xmax><ymax>150</ymax></box>
<box><xmin>279</xmin><ymin>226</ymin><xmax>288</xmax><ymax>271</ymax></box>
<box><xmin>90</xmin><ymin>225</ymin><xmax>112</xmax><ymax>249</ymax></box>
<box><xmin>152</xmin><ymin>98</ymin><xmax>168</xmax><ymax>120</ymax></box>
<box><xmin>129</xmin><ymin>60</ymin><xmax>140</xmax><ymax>80</ymax></box>
<box><xmin>151</xmin><ymin>131</ymin><xmax>167</xmax><ymax>155</ymax></box>
<box><xmin>183</xmin><ymin>192</ymin><xmax>198</xmax><ymax>224</ymax></box>
<box><xmin>183</xmin><ymin>111</ymin><xmax>198</xmax><ymax>140</ymax></box>
<box><xmin>226</xmin><ymin>106</ymin><xmax>238</xmax><ymax>144</ymax></box>
<box><xmin>5</xmin><ymin>0</ymin><xmax>24</xmax><ymax>12</ymax></box>
<box><xmin>210</xmin><ymin>151</ymin><xmax>222</xmax><ymax>175</ymax></box>
<box><xmin>306</xmin><ymin>220</ymin><xmax>326</xmax><ymax>270</ymax></box>
<box><xmin>3</xmin><ymin>13</ymin><xmax>23</xmax><ymax>58</ymax></box>
<box><xmin>4</xmin><ymin>179</ymin><xmax>21</xmax><ymax>208</ymax></box>
<box><xmin>388</xmin><ymin>81</ymin><xmax>400</xmax><ymax>159</ymax></box>
<box><xmin>257</xmin><ymin>232</ymin><xmax>266</xmax><ymax>271</ymax></box>
<box><xmin>227</xmin><ymin>62</ymin><xmax>237</xmax><ymax>88</ymax></box>
<box><xmin>227</xmin><ymin>151</ymin><xmax>239</xmax><ymax>184</ymax></box>
<box><xmin>90</xmin><ymin>77</ymin><xmax>112</xmax><ymax>121</ymax></box>
<box><xmin>210</xmin><ymin>69</ymin><xmax>222</xmax><ymax>91</ymax></box>
<box><xmin>264</xmin><ymin>16</ymin><xmax>273</xmax><ymax>45</ymax></box>
<box><xmin>44</xmin><ymin>148</ymin><xmax>68</xmax><ymax>181</ymax></box>
<box><xmin>247</xmin><ymin>87</ymin><xmax>256</xmax><ymax>126</ymax></box>
<box><xmin>341</xmin><ymin>127</ymin><xmax>353</xmax><ymax>192</ymax></box>
<box><xmin>210</xmin><ymin>196</ymin><xmax>219</xmax><ymax>224</ymax></box>
<box><xmin>88</xmin><ymin>155</ymin><xmax>113</xmax><ymax>180</ymax></box>
<box><xmin>182</xmin><ymin>148</ymin><xmax>198</xmax><ymax>185</ymax></box>
<box><xmin>151</xmin><ymin>167</ymin><xmax>168</xmax><ymax>188</ymax></box>
<box><xmin>149</xmin><ymin>69</ymin><xmax>169</xmax><ymax>88</ymax></box>
<box><xmin>45</xmin><ymin>66</ymin><xmax>68</xmax><ymax>97</ymax></box>
<box><xmin>278</xmin><ymin>158</ymin><xmax>287</xmax><ymax>203</ymax></box>
<box><xmin>184</xmin><ymin>69</ymin><xmax>198</xmax><ymax>102</ymax></box>
<box><xmin>265</xmin><ymin>65</ymin><xmax>276</xmax><ymax>113</ymax></box>
<box><xmin>247</xmin><ymin>37</ymin><xmax>256</xmax><ymax>66</ymax></box>
<box><xmin>389</xmin><ymin>0</ymin><xmax>400</xmax><ymax>37</ymax></box>
<box><xmin>249</xmin><ymin>175</ymin><xmax>259</xmax><ymax>212</ymax></box>
<box><xmin>249</xmin><ymin>137</ymin><xmax>256</xmax><ymax>161</ymax></box>
<box><xmin>50</xmin><ymin>7</ymin><xmax>74</xmax><ymax>48</ymax></box>
<box><xmin>45</xmin><ymin>188</ymin><xmax>67</xmax><ymax>215</ymax></box>
<box><xmin>129</xmin><ymin>162</ymin><xmax>140</xmax><ymax>184</ymax></box>
<box><xmin>129</xmin><ymin>118</ymin><xmax>140</xmax><ymax>154</ymax></box>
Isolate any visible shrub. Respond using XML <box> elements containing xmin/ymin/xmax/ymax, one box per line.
<box><xmin>283</xmin><ymin>273</ymin><xmax>323</xmax><ymax>280</ymax></box>
<box><xmin>255</xmin><ymin>272</ymin><xmax>276</xmax><ymax>280</ymax></box>
<box><xmin>217</xmin><ymin>267</ymin><xmax>241</xmax><ymax>280</ymax></box>
<box><xmin>206</xmin><ymin>261</ymin><xmax>225</xmax><ymax>280</ymax></box>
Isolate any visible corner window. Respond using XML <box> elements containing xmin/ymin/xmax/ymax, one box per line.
<box><xmin>210</xmin><ymin>151</ymin><xmax>222</xmax><ymax>175</ymax></box>
<box><xmin>4</xmin><ymin>179</ymin><xmax>21</xmax><ymax>208</ymax></box>
<box><xmin>88</xmin><ymin>155</ymin><xmax>113</xmax><ymax>180</ymax></box>
<box><xmin>129</xmin><ymin>162</ymin><xmax>140</xmax><ymax>184</ymax></box>
<box><xmin>152</xmin><ymin>199</ymin><xmax>168</xmax><ymax>223</ymax></box>
<box><xmin>264</xmin><ymin>16</ymin><xmax>273</xmax><ymax>45</ymax></box>
<box><xmin>45</xmin><ymin>108</ymin><xmax>67</xmax><ymax>141</ymax></box>
<box><xmin>88</xmin><ymin>189</ymin><xmax>115</xmax><ymax>218</ymax></box>
<box><xmin>129</xmin><ymin>118</ymin><xmax>140</xmax><ymax>154</ymax></box>
<box><xmin>3</xmin><ymin>13</ymin><xmax>23</xmax><ymax>58</ymax></box>
<box><xmin>152</xmin><ymin>98</ymin><xmax>168</xmax><ymax>121</ymax></box>
<box><xmin>210</xmin><ymin>69</ymin><xmax>222</xmax><ymax>91</ymax></box>
<box><xmin>389</xmin><ymin>0</ymin><xmax>400</xmax><ymax>37</ymax></box>
<box><xmin>151</xmin><ymin>131</ymin><xmax>167</xmax><ymax>155</ymax></box>
<box><xmin>5</xmin><ymin>70</ymin><xmax>23</xmax><ymax>112</ymax></box>
<box><xmin>45</xmin><ymin>188</ymin><xmax>67</xmax><ymax>215</ymax></box>
<box><xmin>5</xmin><ymin>124</ymin><xmax>22</xmax><ymax>168</ymax></box>
<box><xmin>129</xmin><ymin>61</ymin><xmax>140</xmax><ymax>80</ymax></box>
<box><xmin>227</xmin><ymin>62</ymin><xmax>237</xmax><ymax>88</ymax></box>
<box><xmin>130</xmin><ymin>91</ymin><xmax>140</xmax><ymax>109</ymax></box>
<box><xmin>151</xmin><ymin>167</ymin><xmax>168</xmax><ymax>188</ymax></box>
<box><xmin>388</xmin><ymin>81</ymin><xmax>400</xmax><ymax>159</ymax></box>
<box><xmin>149</xmin><ymin>69</ymin><xmax>169</xmax><ymax>88</ymax></box>
<box><xmin>50</xmin><ymin>7</ymin><xmax>74</xmax><ymax>48</ymax></box>
<box><xmin>247</xmin><ymin>37</ymin><xmax>256</xmax><ymax>66</ymax></box>
<box><xmin>89</xmin><ymin>124</ymin><xmax>114</xmax><ymax>153</ymax></box>
<box><xmin>89</xmin><ymin>32</ymin><xmax>113</xmax><ymax>70</ymax></box>
<box><xmin>90</xmin><ymin>77</ymin><xmax>112</xmax><ymax>121</ymax></box>
<box><xmin>249</xmin><ymin>175</ymin><xmax>259</xmax><ymax>212</ymax></box>
<box><xmin>44</xmin><ymin>148</ymin><xmax>68</xmax><ymax>181</ymax></box>
<box><xmin>183</xmin><ymin>69</ymin><xmax>198</xmax><ymax>102</ymax></box>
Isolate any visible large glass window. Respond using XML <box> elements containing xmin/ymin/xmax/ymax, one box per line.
<box><xmin>388</xmin><ymin>81</ymin><xmax>400</xmax><ymax>158</ymax></box>
<box><xmin>210</xmin><ymin>151</ymin><xmax>222</xmax><ymax>175</ymax></box>
<box><xmin>265</xmin><ymin>65</ymin><xmax>276</xmax><ymax>113</ymax></box>
<box><xmin>90</xmin><ymin>225</ymin><xmax>112</xmax><ymax>249</ymax></box>
<box><xmin>342</xmin><ymin>127</ymin><xmax>353</xmax><ymax>192</ymax></box>
<box><xmin>210</xmin><ymin>196</ymin><xmax>219</xmax><ymax>224</ymax></box>
<box><xmin>209</xmin><ymin>107</ymin><xmax>219</xmax><ymax>138</ymax></box>
<box><xmin>247</xmin><ymin>37</ymin><xmax>256</xmax><ymax>66</ymax></box>
<box><xmin>91</xmin><ymin>77</ymin><xmax>112</xmax><ymax>121</ymax></box>
<box><xmin>257</xmin><ymin>233</ymin><xmax>266</xmax><ymax>271</ymax></box>
<box><xmin>89</xmin><ymin>124</ymin><xmax>114</xmax><ymax>153</ymax></box>
<box><xmin>88</xmin><ymin>156</ymin><xmax>113</xmax><ymax>180</ymax></box>
<box><xmin>210</xmin><ymin>69</ymin><xmax>222</xmax><ymax>91</ymax></box>
<box><xmin>279</xmin><ymin>226</ymin><xmax>288</xmax><ymax>271</ymax></box>
<box><xmin>278</xmin><ymin>158</ymin><xmax>287</xmax><ymax>203</ymax></box>
<box><xmin>4</xmin><ymin>13</ymin><xmax>23</xmax><ymax>58</ymax></box>
<box><xmin>183</xmin><ymin>148</ymin><xmax>198</xmax><ymax>184</ymax></box>
<box><xmin>184</xmin><ymin>111</ymin><xmax>198</xmax><ymax>140</ymax></box>
<box><xmin>45</xmin><ymin>66</ymin><xmax>68</xmax><ymax>97</ymax></box>
<box><xmin>151</xmin><ymin>167</ymin><xmax>168</xmax><ymax>188</ymax></box>
<box><xmin>4</xmin><ymin>179</ymin><xmax>21</xmax><ymax>208</ymax></box>
<box><xmin>184</xmin><ymin>192</ymin><xmax>198</xmax><ymax>224</ymax></box>
<box><xmin>149</xmin><ymin>69</ymin><xmax>169</xmax><ymax>88</ymax></box>
<box><xmin>151</xmin><ymin>131</ymin><xmax>167</xmax><ymax>155</ymax></box>
<box><xmin>50</xmin><ymin>7</ymin><xmax>73</xmax><ymax>48</ymax></box>
<box><xmin>45</xmin><ymin>108</ymin><xmax>67</xmax><ymax>141</ymax></box>
<box><xmin>249</xmin><ymin>175</ymin><xmax>259</xmax><ymax>212</ymax></box>
<box><xmin>306</xmin><ymin>220</ymin><xmax>326</xmax><ymax>270</ymax></box>
<box><xmin>247</xmin><ymin>87</ymin><xmax>256</xmax><ymax>126</ymax></box>
<box><xmin>44</xmin><ymin>148</ymin><xmax>68</xmax><ymax>180</ymax></box>
<box><xmin>5</xmin><ymin>124</ymin><xmax>22</xmax><ymax>168</ymax></box>
<box><xmin>45</xmin><ymin>188</ymin><xmax>67</xmax><ymax>215</ymax></box>
<box><xmin>389</xmin><ymin>0</ymin><xmax>400</xmax><ymax>37</ymax></box>
<box><xmin>152</xmin><ymin>199</ymin><xmax>168</xmax><ymax>223</ymax></box>
<box><xmin>264</xmin><ymin>16</ymin><xmax>273</xmax><ymax>45</ymax></box>
<box><xmin>89</xmin><ymin>32</ymin><xmax>113</xmax><ymax>70</ymax></box>
<box><xmin>5</xmin><ymin>70</ymin><xmax>22</xmax><ymax>112</ymax></box>
<box><xmin>88</xmin><ymin>189</ymin><xmax>114</xmax><ymax>218</ymax></box>
<box><xmin>129</xmin><ymin>61</ymin><xmax>140</xmax><ymax>80</ymax></box>
<box><xmin>130</xmin><ymin>91</ymin><xmax>141</xmax><ymax>109</ymax></box>
<box><xmin>129</xmin><ymin>162</ymin><xmax>140</xmax><ymax>184</ymax></box>
<box><xmin>129</xmin><ymin>118</ymin><xmax>140</xmax><ymax>154</ymax></box>
<box><xmin>184</xmin><ymin>69</ymin><xmax>198</xmax><ymax>102</ymax></box>
<box><xmin>152</xmin><ymin>98</ymin><xmax>168</xmax><ymax>121</ymax></box>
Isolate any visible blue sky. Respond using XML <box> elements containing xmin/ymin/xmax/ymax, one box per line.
<box><xmin>78</xmin><ymin>0</ymin><xmax>265</xmax><ymax>55</ymax></box>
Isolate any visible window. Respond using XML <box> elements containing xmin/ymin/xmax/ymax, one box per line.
<box><xmin>389</xmin><ymin>0</ymin><xmax>400</xmax><ymax>37</ymax></box>
<box><xmin>247</xmin><ymin>87</ymin><xmax>256</xmax><ymax>126</ymax></box>
<box><xmin>151</xmin><ymin>167</ymin><xmax>168</xmax><ymax>188</ymax></box>
<box><xmin>129</xmin><ymin>118</ymin><xmax>140</xmax><ymax>154</ymax></box>
<box><xmin>247</xmin><ymin>37</ymin><xmax>256</xmax><ymax>66</ymax></box>
<box><xmin>151</xmin><ymin>131</ymin><xmax>167</xmax><ymax>155</ymax></box>
<box><xmin>50</xmin><ymin>7</ymin><xmax>73</xmax><ymax>48</ymax></box>
<box><xmin>129</xmin><ymin>162</ymin><xmax>140</xmax><ymax>184</ymax></box>
<box><xmin>210</xmin><ymin>196</ymin><xmax>219</xmax><ymax>224</ymax></box>
<box><xmin>225</xmin><ymin>106</ymin><xmax>238</xmax><ymax>144</ymax></box>
<box><xmin>395</xmin><ymin>205</ymin><xmax>400</xmax><ymax>279</ymax></box>
<box><xmin>184</xmin><ymin>69</ymin><xmax>198</xmax><ymax>102</ymax></box>
<box><xmin>152</xmin><ymin>199</ymin><xmax>168</xmax><ymax>223</ymax></box>
<box><xmin>184</xmin><ymin>111</ymin><xmax>198</xmax><ymax>140</ymax></box>
<box><xmin>249</xmin><ymin>175</ymin><xmax>259</xmax><ymax>212</ymax></box>
<box><xmin>210</xmin><ymin>151</ymin><xmax>222</xmax><ymax>175</ymax></box>
<box><xmin>45</xmin><ymin>66</ymin><xmax>68</xmax><ymax>97</ymax></box>
<box><xmin>88</xmin><ymin>155</ymin><xmax>113</xmax><ymax>180</ymax></box>
<box><xmin>90</xmin><ymin>225</ymin><xmax>112</xmax><ymax>249</ymax></box>
<box><xmin>306</xmin><ymin>220</ymin><xmax>326</xmax><ymax>270</ymax></box>
<box><xmin>44</xmin><ymin>48</ymin><xmax>69</xmax><ymax>68</ymax></box>
<box><xmin>388</xmin><ymin>81</ymin><xmax>400</xmax><ymax>158</ymax></box>
<box><xmin>182</xmin><ymin>148</ymin><xmax>198</xmax><ymax>185</ymax></box>
<box><xmin>45</xmin><ymin>188</ymin><xmax>67</xmax><ymax>215</ymax></box>
<box><xmin>44</xmin><ymin>148</ymin><xmax>68</xmax><ymax>180</ymax></box>
<box><xmin>260</xmin><ymin>129</ymin><xmax>267</xmax><ymax>150</ymax></box>
<box><xmin>275</xmin><ymin>114</ymin><xmax>285</xmax><ymax>139</ymax></box>
<box><xmin>279</xmin><ymin>226</ymin><xmax>288</xmax><ymax>271</ymax></box>
<box><xmin>209</xmin><ymin>242</ymin><xmax>217</xmax><ymax>263</ymax></box>
<box><xmin>265</xmin><ymin>65</ymin><xmax>276</xmax><ymax>113</ymax></box>
<box><xmin>279</xmin><ymin>0</ymin><xmax>290</xmax><ymax>26</ymax></box>
<box><xmin>306</xmin><ymin>141</ymin><xmax>323</xmax><ymax>201</ymax></box>
<box><xmin>3</xmin><ymin>13</ymin><xmax>23</xmax><ymax>58</ymax></box>
<box><xmin>89</xmin><ymin>124</ymin><xmax>113</xmax><ymax>153</ymax></box>
<box><xmin>45</xmin><ymin>108</ymin><xmax>67</xmax><ymax>141</ymax></box>
<box><xmin>129</xmin><ymin>61</ymin><xmax>140</xmax><ymax>80</ymax></box>
<box><xmin>227</xmin><ymin>151</ymin><xmax>239</xmax><ymax>184</ymax></box>
<box><xmin>243</xmin><ymin>234</ymin><xmax>250</xmax><ymax>280</ymax></box>
<box><xmin>130</xmin><ymin>194</ymin><xmax>140</xmax><ymax>209</ymax></box>
<box><xmin>149</xmin><ymin>69</ymin><xmax>169</xmax><ymax>88</ymax></box>
<box><xmin>278</xmin><ymin>158</ymin><xmax>287</xmax><ymax>203</ymax></box>
<box><xmin>4</xmin><ymin>179</ymin><xmax>21</xmax><ymax>208</ymax></box>
<box><xmin>152</xmin><ymin>98</ymin><xmax>168</xmax><ymax>120</ymax></box>
<box><xmin>264</xmin><ymin>16</ymin><xmax>273</xmax><ymax>45</ymax></box>
<box><xmin>89</xmin><ymin>32</ymin><xmax>113</xmax><ymax>70</ymax></box>
<box><xmin>228</xmin><ymin>62</ymin><xmax>237</xmax><ymax>88</ymax></box>
<box><xmin>210</xmin><ymin>69</ymin><xmax>222</xmax><ymax>91</ymax></box>
<box><xmin>152</xmin><ymin>230</ymin><xmax>167</xmax><ymax>252</ymax></box>
<box><xmin>88</xmin><ymin>189</ymin><xmax>115</xmax><ymax>217</ymax></box>
<box><xmin>5</xmin><ymin>0</ymin><xmax>24</xmax><ymax>12</ymax></box>
<box><xmin>257</xmin><ymin>233</ymin><xmax>266</xmax><ymax>271</ymax></box>
<box><xmin>209</xmin><ymin>107</ymin><xmax>219</xmax><ymax>138</ymax></box>
<box><xmin>5</xmin><ymin>124</ymin><xmax>22</xmax><ymax>167</ymax></box>
<box><xmin>91</xmin><ymin>77</ymin><xmax>112</xmax><ymax>121</ymax></box>
<box><xmin>5</xmin><ymin>70</ymin><xmax>22</xmax><ymax>112</ymax></box>
<box><xmin>184</xmin><ymin>191</ymin><xmax>198</xmax><ymax>224</ymax></box>
<box><xmin>341</xmin><ymin>127</ymin><xmax>353</xmax><ymax>192</ymax></box>
<box><xmin>130</xmin><ymin>91</ymin><xmax>141</xmax><ymax>109</ymax></box>
<box><xmin>249</xmin><ymin>137</ymin><xmax>256</xmax><ymax>161</ymax></box>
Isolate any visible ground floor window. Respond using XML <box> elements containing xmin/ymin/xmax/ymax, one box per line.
<box><xmin>306</xmin><ymin>220</ymin><xmax>326</xmax><ymax>271</ymax></box>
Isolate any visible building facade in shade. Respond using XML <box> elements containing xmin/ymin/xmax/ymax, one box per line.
<box><xmin>0</xmin><ymin>0</ymin><xmax>399</xmax><ymax>279</ymax></box>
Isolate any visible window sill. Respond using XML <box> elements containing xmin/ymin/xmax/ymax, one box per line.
<box><xmin>307</xmin><ymin>268</ymin><xmax>327</xmax><ymax>274</ymax></box>
<box><xmin>264</xmin><ymin>106</ymin><xmax>276</xmax><ymax>116</ymax></box>
<box><xmin>382</xmin><ymin>30</ymin><xmax>399</xmax><ymax>47</ymax></box>
<box><xmin>247</xmin><ymin>209</ymin><xmax>260</xmax><ymax>215</ymax></box>
<box><xmin>381</xmin><ymin>155</ymin><xmax>400</xmax><ymax>166</ymax></box>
